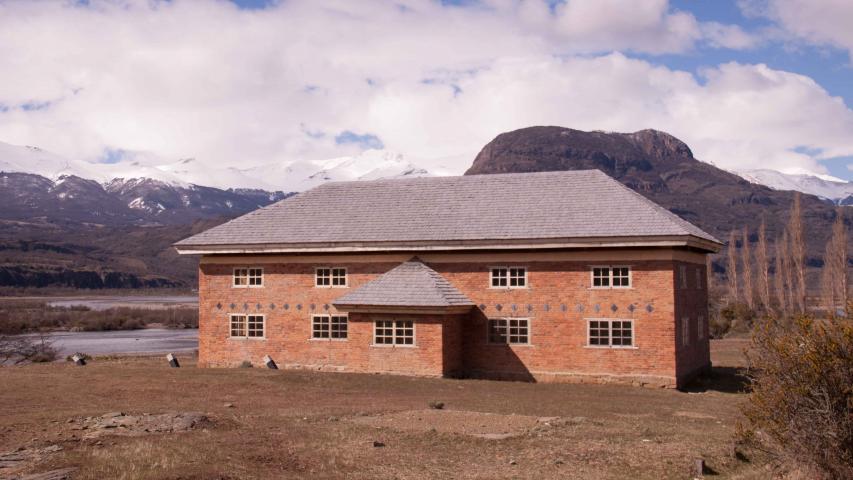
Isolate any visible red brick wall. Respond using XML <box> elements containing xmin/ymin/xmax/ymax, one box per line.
<box><xmin>197</xmin><ymin>251</ymin><xmax>710</xmax><ymax>387</ymax></box>
<box><xmin>673</xmin><ymin>261</ymin><xmax>712</xmax><ymax>387</ymax></box>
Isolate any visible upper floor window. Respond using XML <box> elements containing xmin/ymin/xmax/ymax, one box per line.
<box><xmin>230</xmin><ymin>314</ymin><xmax>264</xmax><ymax>339</ymax></box>
<box><xmin>591</xmin><ymin>266</ymin><xmax>631</xmax><ymax>289</ymax></box>
<box><xmin>696</xmin><ymin>267</ymin><xmax>703</xmax><ymax>290</ymax></box>
<box><xmin>312</xmin><ymin>314</ymin><xmax>348</xmax><ymax>340</ymax></box>
<box><xmin>316</xmin><ymin>267</ymin><xmax>347</xmax><ymax>287</ymax></box>
<box><xmin>490</xmin><ymin>267</ymin><xmax>527</xmax><ymax>288</ymax></box>
<box><xmin>488</xmin><ymin>318</ymin><xmax>529</xmax><ymax>345</ymax></box>
<box><xmin>679</xmin><ymin>265</ymin><xmax>688</xmax><ymax>289</ymax></box>
<box><xmin>681</xmin><ymin>316</ymin><xmax>690</xmax><ymax>346</ymax></box>
<box><xmin>233</xmin><ymin>267</ymin><xmax>263</xmax><ymax>288</ymax></box>
<box><xmin>587</xmin><ymin>319</ymin><xmax>633</xmax><ymax>347</ymax></box>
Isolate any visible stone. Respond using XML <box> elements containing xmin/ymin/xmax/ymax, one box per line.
<box><xmin>224</xmin><ymin>403</ymin><xmax>235</xmax><ymax>408</ymax></box>
<box><xmin>372</xmin><ymin>441</ymin><xmax>385</xmax><ymax>448</ymax></box>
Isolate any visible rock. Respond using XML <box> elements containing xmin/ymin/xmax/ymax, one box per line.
<box><xmin>328</xmin><ymin>416</ymin><xmax>339</xmax><ymax>422</ymax></box>
<box><xmin>224</xmin><ymin>403</ymin><xmax>234</xmax><ymax>408</ymax></box>
<box><xmin>509</xmin><ymin>460</ymin><xmax>517</xmax><ymax>465</ymax></box>
<box><xmin>102</xmin><ymin>412</ymin><xmax>124</xmax><ymax>418</ymax></box>
<box><xmin>555</xmin><ymin>459</ymin><xmax>564</xmax><ymax>465</ymax></box>
<box><xmin>428</xmin><ymin>401</ymin><xmax>444</xmax><ymax>410</ymax></box>
<box><xmin>43</xmin><ymin>445</ymin><xmax>62</xmax><ymax>453</ymax></box>
<box><xmin>372</xmin><ymin>441</ymin><xmax>385</xmax><ymax>448</ymax></box>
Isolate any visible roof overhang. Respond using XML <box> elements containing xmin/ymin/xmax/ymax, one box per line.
<box><xmin>174</xmin><ymin>235</ymin><xmax>722</xmax><ymax>256</ymax></box>
<box><xmin>331</xmin><ymin>303</ymin><xmax>474</xmax><ymax>315</ymax></box>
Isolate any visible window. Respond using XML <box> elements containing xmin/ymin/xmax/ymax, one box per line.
<box><xmin>591</xmin><ymin>266</ymin><xmax>631</xmax><ymax>288</ymax></box>
<box><xmin>697</xmin><ymin>315</ymin><xmax>705</xmax><ymax>340</ymax></box>
<box><xmin>587</xmin><ymin>319</ymin><xmax>633</xmax><ymax>347</ymax></box>
<box><xmin>682</xmin><ymin>316</ymin><xmax>690</xmax><ymax>346</ymax></box>
<box><xmin>312</xmin><ymin>314</ymin><xmax>348</xmax><ymax>340</ymax></box>
<box><xmin>696</xmin><ymin>267</ymin><xmax>703</xmax><ymax>290</ymax></box>
<box><xmin>490</xmin><ymin>267</ymin><xmax>526</xmax><ymax>288</ymax></box>
<box><xmin>679</xmin><ymin>265</ymin><xmax>688</xmax><ymax>289</ymax></box>
<box><xmin>230</xmin><ymin>314</ymin><xmax>264</xmax><ymax>339</ymax></box>
<box><xmin>233</xmin><ymin>267</ymin><xmax>263</xmax><ymax>288</ymax></box>
<box><xmin>488</xmin><ymin>318</ymin><xmax>529</xmax><ymax>344</ymax></box>
<box><xmin>316</xmin><ymin>267</ymin><xmax>347</xmax><ymax>287</ymax></box>
<box><xmin>374</xmin><ymin>320</ymin><xmax>414</xmax><ymax>346</ymax></box>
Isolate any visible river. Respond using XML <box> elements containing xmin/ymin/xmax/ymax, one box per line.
<box><xmin>42</xmin><ymin>328</ymin><xmax>199</xmax><ymax>357</ymax></box>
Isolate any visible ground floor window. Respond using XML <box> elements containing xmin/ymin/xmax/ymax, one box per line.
<box><xmin>587</xmin><ymin>319</ymin><xmax>633</xmax><ymax>347</ymax></box>
<box><xmin>312</xmin><ymin>314</ymin><xmax>348</xmax><ymax>339</ymax></box>
<box><xmin>488</xmin><ymin>318</ymin><xmax>529</xmax><ymax>344</ymax></box>
<box><xmin>230</xmin><ymin>314</ymin><xmax>264</xmax><ymax>339</ymax></box>
<box><xmin>374</xmin><ymin>320</ymin><xmax>414</xmax><ymax>346</ymax></box>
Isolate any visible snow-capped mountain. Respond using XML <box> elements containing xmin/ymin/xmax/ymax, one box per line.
<box><xmin>0</xmin><ymin>140</ymin><xmax>434</xmax><ymax>192</ymax></box>
<box><xmin>737</xmin><ymin>169</ymin><xmax>853</xmax><ymax>205</ymax></box>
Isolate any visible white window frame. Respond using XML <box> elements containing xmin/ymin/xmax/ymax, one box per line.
<box><xmin>229</xmin><ymin>313</ymin><xmax>265</xmax><ymax>339</ymax></box>
<box><xmin>681</xmin><ymin>316</ymin><xmax>690</xmax><ymax>347</ymax></box>
<box><xmin>489</xmin><ymin>266</ymin><xmax>527</xmax><ymax>289</ymax></box>
<box><xmin>315</xmin><ymin>267</ymin><xmax>348</xmax><ymax>288</ymax></box>
<box><xmin>310</xmin><ymin>314</ymin><xmax>348</xmax><ymax>341</ymax></box>
<box><xmin>486</xmin><ymin>318</ymin><xmax>531</xmax><ymax>345</ymax></box>
<box><xmin>232</xmin><ymin>267</ymin><xmax>263</xmax><ymax>288</ymax></box>
<box><xmin>372</xmin><ymin>319</ymin><xmax>416</xmax><ymax>347</ymax></box>
<box><xmin>590</xmin><ymin>265</ymin><xmax>632</xmax><ymax>289</ymax></box>
<box><xmin>585</xmin><ymin>319</ymin><xmax>635</xmax><ymax>348</ymax></box>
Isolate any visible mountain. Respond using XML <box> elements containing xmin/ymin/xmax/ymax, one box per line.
<box><xmin>0</xmin><ymin>141</ymin><xmax>431</xmax><ymax>290</ymax></box>
<box><xmin>0</xmin><ymin>140</ymin><xmax>432</xmax><ymax>191</ymax></box>
<box><xmin>465</xmin><ymin>126</ymin><xmax>844</xmax><ymax>278</ymax></box>
<box><xmin>737</xmin><ymin>169</ymin><xmax>853</xmax><ymax>206</ymax></box>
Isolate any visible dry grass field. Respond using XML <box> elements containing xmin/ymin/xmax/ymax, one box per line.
<box><xmin>0</xmin><ymin>339</ymin><xmax>766</xmax><ymax>480</ymax></box>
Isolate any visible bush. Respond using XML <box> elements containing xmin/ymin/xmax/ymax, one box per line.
<box><xmin>715</xmin><ymin>302</ymin><xmax>756</xmax><ymax>337</ymax></box>
<box><xmin>0</xmin><ymin>300</ymin><xmax>197</xmax><ymax>334</ymax></box>
<box><xmin>0</xmin><ymin>333</ymin><xmax>57</xmax><ymax>364</ymax></box>
<box><xmin>739</xmin><ymin>316</ymin><xmax>853</xmax><ymax>478</ymax></box>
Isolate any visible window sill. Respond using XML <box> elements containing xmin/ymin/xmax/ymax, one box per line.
<box><xmin>308</xmin><ymin>338</ymin><xmax>348</xmax><ymax>342</ymax></box>
<box><xmin>485</xmin><ymin>343</ymin><xmax>533</xmax><ymax>347</ymax></box>
<box><xmin>228</xmin><ymin>337</ymin><xmax>266</xmax><ymax>341</ymax></box>
<box><xmin>232</xmin><ymin>285</ymin><xmax>264</xmax><ymax>289</ymax></box>
<box><xmin>314</xmin><ymin>286</ymin><xmax>349</xmax><ymax>289</ymax></box>
<box><xmin>588</xmin><ymin>287</ymin><xmax>634</xmax><ymax>290</ymax></box>
<box><xmin>583</xmin><ymin>345</ymin><xmax>638</xmax><ymax>350</ymax></box>
<box><xmin>487</xmin><ymin>286</ymin><xmax>529</xmax><ymax>290</ymax></box>
<box><xmin>370</xmin><ymin>344</ymin><xmax>417</xmax><ymax>348</ymax></box>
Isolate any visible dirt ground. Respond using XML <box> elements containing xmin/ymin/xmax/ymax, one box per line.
<box><xmin>0</xmin><ymin>339</ymin><xmax>765</xmax><ymax>480</ymax></box>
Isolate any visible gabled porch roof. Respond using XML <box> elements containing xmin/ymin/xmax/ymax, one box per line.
<box><xmin>332</xmin><ymin>259</ymin><xmax>475</xmax><ymax>314</ymax></box>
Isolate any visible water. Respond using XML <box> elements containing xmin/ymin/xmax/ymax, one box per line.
<box><xmin>37</xmin><ymin>328</ymin><xmax>199</xmax><ymax>357</ymax></box>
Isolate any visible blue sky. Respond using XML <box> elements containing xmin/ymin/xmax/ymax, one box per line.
<box><xmin>1</xmin><ymin>0</ymin><xmax>852</xmax><ymax>185</ymax></box>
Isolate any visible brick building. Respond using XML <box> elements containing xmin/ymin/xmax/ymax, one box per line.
<box><xmin>175</xmin><ymin>170</ymin><xmax>721</xmax><ymax>388</ymax></box>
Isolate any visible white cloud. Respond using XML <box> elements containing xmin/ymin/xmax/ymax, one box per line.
<box><xmin>740</xmin><ymin>0</ymin><xmax>853</xmax><ymax>58</ymax></box>
<box><xmin>0</xmin><ymin>0</ymin><xmax>849</xmax><ymax>187</ymax></box>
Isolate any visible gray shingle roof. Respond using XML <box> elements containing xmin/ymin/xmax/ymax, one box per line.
<box><xmin>333</xmin><ymin>259</ymin><xmax>474</xmax><ymax>308</ymax></box>
<box><xmin>175</xmin><ymin>170</ymin><xmax>720</xmax><ymax>250</ymax></box>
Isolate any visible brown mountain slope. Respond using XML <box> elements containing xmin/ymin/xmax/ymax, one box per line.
<box><xmin>465</xmin><ymin>126</ymin><xmax>843</xmax><ymax>273</ymax></box>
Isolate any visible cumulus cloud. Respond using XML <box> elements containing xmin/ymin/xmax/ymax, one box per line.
<box><xmin>740</xmin><ymin>0</ymin><xmax>853</xmax><ymax>58</ymax></box>
<box><xmin>0</xmin><ymin>0</ymin><xmax>849</xmax><ymax>184</ymax></box>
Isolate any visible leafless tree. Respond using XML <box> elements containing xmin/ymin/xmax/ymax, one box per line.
<box><xmin>727</xmin><ymin>230</ymin><xmax>739</xmax><ymax>304</ymax></box>
<box><xmin>0</xmin><ymin>333</ymin><xmax>57</xmax><ymax>365</ymax></box>
<box><xmin>755</xmin><ymin>220</ymin><xmax>771</xmax><ymax>311</ymax></box>
<box><xmin>788</xmin><ymin>193</ymin><xmax>807</xmax><ymax>313</ymax></box>
<box><xmin>773</xmin><ymin>248</ymin><xmax>786</xmax><ymax>317</ymax></box>
<box><xmin>820</xmin><ymin>208</ymin><xmax>848</xmax><ymax>317</ymax></box>
<box><xmin>741</xmin><ymin>227</ymin><xmax>755</xmax><ymax>309</ymax></box>
<box><xmin>780</xmin><ymin>230</ymin><xmax>794</xmax><ymax>315</ymax></box>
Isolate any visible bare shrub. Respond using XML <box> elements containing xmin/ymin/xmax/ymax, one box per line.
<box><xmin>788</xmin><ymin>193</ymin><xmax>807</xmax><ymax>313</ymax></box>
<box><xmin>755</xmin><ymin>220</ymin><xmax>771</xmax><ymax>311</ymax></box>
<box><xmin>0</xmin><ymin>332</ymin><xmax>58</xmax><ymax>364</ymax></box>
<box><xmin>0</xmin><ymin>300</ymin><xmax>197</xmax><ymax>333</ymax></box>
<box><xmin>718</xmin><ymin>303</ymin><xmax>756</xmax><ymax>335</ymax></box>
<box><xmin>740</xmin><ymin>316</ymin><xmax>853</xmax><ymax>478</ymax></box>
<box><xmin>741</xmin><ymin>227</ymin><xmax>755</xmax><ymax>309</ymax></box>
